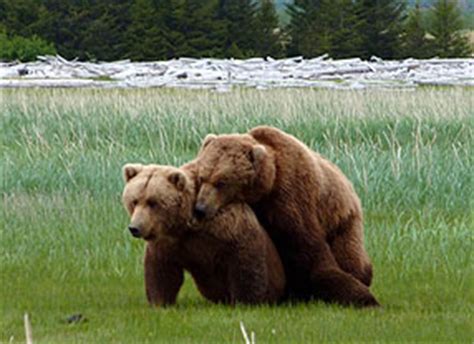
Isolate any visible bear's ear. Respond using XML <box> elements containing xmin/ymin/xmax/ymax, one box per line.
<box><xmin>123</xmin><ymin>164</ymin><xmax>143</xmax><ymax>183</ymax></box>
<box><xmin>202</xmin><ymin>134</ymin><xmax>217</xmax><ymax>149</ymax></box>
<box><xmin>249</xmin><ymin>145</ymin><xmax>267</xmax><ymax>169</ymax></box>
<box><xmin>168</xmin><ymin>171</ymin><xmax>187</xmax><ymax>191</ymax></box>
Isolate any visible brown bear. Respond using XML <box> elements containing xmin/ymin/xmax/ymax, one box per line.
<box><xmin>122</xmin><ymin>162</ymin><xmax>285</xmax><ymax>306</ymax></box>
<box><xmin>194</xmin><ymin>125</ymin><xmax>379</xmax><ymax>307</ymax></box>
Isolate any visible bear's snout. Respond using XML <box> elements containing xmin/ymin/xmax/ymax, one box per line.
<box><xmin>128</xmin><ymin>225</ymin><xmax>142</xmax><ymax>238</ymax></box>
<box><xmin>193</xmin><ymin>203</ymin><xmax>208</xmax><ymax>220</ymax></box>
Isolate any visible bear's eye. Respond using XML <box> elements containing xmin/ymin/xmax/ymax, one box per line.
<box><xmin>214</xmin><ymin>181</ymin><xmax>226</xmax><ymax>189</ymax></box>
<box><xmin>131</xmin><ymin>200</ymin><xmax>138</xmax><ymax>208</ymax></box>
<box><xmin>147</xmin><ymin>200</ymin><xmax>158</xmax><ymax>209</ymax></box>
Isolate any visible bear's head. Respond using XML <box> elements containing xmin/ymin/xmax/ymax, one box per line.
<box><xmin>194</xmin><ymin>133</ymin><xmax>275</xmax><ymax>220</ymax></box>
<box><xmin>122</xmin><ymin>164</ymin><xmax>194</xmax><ymax>241</ymax></box>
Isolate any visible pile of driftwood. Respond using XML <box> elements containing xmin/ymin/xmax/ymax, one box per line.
<box><xmin>0</xmin><ymin>54</ymin><xmax>473</xmax><ymax>90</ymax></box>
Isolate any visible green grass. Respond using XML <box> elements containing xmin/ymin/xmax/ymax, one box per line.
<box><xmin>0</xmin><ymin>87</ymin><xmax>472</xmax><ymax>343</ymax></box>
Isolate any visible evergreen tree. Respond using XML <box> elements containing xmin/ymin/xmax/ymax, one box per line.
<box><xmin>178</xmin><ymin>0</ymin><xmax>226</xmax><ymax>57</ymax></box>
<box><xmin>429</xmin><ymin>0</ymin><xmax>471</xmax><ymax>57</ymax></box>
<box><xmin>28</xmin><ymin>1</ymin><xmax>132</xmax><ymax>60</ymax></box>
<box><xmin>80</xmin><ymin>1</ymin><xmax>131</xmax><ymax>61</ymax></box>
<box><xmin>401</xmin><ymin>1</ymin><xmax>432</xmax><ymax>58</ymax></box>
<box><xmin>0</xmin><ymin>0</ymin><xmax>40</xmax><ymax>37</ymax></box>
<box><xmin>159</xmin><ymin>0</ymin><xmax>187</xmax><ymax>59</ymax></box>
<box><xmin>125</xmin><ymin>0</ymin><xmax>169</xmax><ymax>61</ymax></box>
<box><xmin>218</xmin><ymin>0</ymin><xmax>258</xmax><ymax>57</ymax></box>
<box><xmin>286</xmin><ymin>0</ymin><xmax>328</xmax><ymax>57</ymax></box>
<box><xmin>287</xmin><ymin>0</ymin><xmax>362</xmax><ymax>58</ymax></box>
<box><xmin>325</xmin><ymin>0</ymin><xmax>364</xmax><ymax>58</ymax></box>
<box><xmin>255</xmin><ymin>0</ymin><xmax>283</xmax><ymax>57</ymax></box>
<box><xmin>0</xmin><ymin>1</ymin><xmax>5</xmax><ymax>24</ymax></box>
<box><xmin>31</xmin><ymin>1</ymin><xmax>80</xmax><ymax>59</ymax></box>
<box><xmin>356</xmin><ymin>0</ymin><xmax>406</xmax><ymax>59</ymax></box>
<box><xmin>227</xmin><ymin>41</ymin><xmax>245</xmax><ymax>58</ymax></box>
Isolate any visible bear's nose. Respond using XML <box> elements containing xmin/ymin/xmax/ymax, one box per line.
<box><xmin>194</xmin><ymin>203</ymin><xmax>207</xmax><ymax>220</ymax></box>
<box><xmin>128</xmin><ymin>226</ymin><xmax>142</xmax><ymax>238</ymax></box>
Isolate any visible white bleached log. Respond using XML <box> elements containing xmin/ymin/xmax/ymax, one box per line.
<box><xmin>0</xmin><ymin>55</ymin><xmax>472</xmax><ymax>90</ymax></box>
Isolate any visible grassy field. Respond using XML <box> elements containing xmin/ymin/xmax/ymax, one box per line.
<box><xmin>0</xmin><ymin>87</ymin><xmax>472</xmax><ymax>343</ymax></box>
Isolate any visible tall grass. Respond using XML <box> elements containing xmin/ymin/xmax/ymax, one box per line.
<box><xmin>0</xmin><ymin>88</ymin><xmax>472</xmax><ymax>343</ymax></box>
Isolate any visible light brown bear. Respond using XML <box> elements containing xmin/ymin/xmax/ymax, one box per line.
<box><xmin>194</xmin><ymin>126</ymin><xmax>379</xmax><ymax>307</ymax></box>
<box><xmin>122</xmin><ymin>162</ymin><xmax>285</xmax><ymax>306</ymax></box>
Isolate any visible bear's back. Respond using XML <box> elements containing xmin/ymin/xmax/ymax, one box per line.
<box><xmin>249</xmin><ymin>125</ymin><xmax>361</xmax><ymax>233</ymax></box>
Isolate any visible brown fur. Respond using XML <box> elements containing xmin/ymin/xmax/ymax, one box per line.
<box><xmin>195</xmin><ymin>126</ymin><xmax>378</xmax><ymax>307</ymax></box>
<box><xmin>122</xmin><ymin>162</ymin><xmax>285</xmax><ymax>306</ymax></box>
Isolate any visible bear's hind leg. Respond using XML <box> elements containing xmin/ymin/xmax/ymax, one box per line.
<box><xmin>308</xmin><ymin>239</ymin><xmax>379</xmax><ymax>307</ymax></box>
<box><xmin>329</xmin><ymin>216</ymin><xmax>373</xmax><ymax>287</ymax></box>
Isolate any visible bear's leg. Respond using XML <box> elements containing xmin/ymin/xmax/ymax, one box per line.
<box><xmin>329</xmin><ymin>217</ymin><xmax>373</xmax><ymax>286</ymax></box>
<box><xmin>144</xmin><ymin>242</ymin><xmax>184</xmax><ymax>307</ymax></box>
<box><xmin>228</xmin><ymin>242</ymin><xmax>269</xmax><ymax>304</ymax></box>
<box><xmin>308</xmin><ymin>239</ymin><xmax>379</xmax><ymax>307</ymax></box>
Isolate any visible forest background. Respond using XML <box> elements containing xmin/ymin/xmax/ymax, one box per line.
<box><xmin>0</xmin><ymin>0</ymin><xmax>472</xmax><ymax>62</ymax></box>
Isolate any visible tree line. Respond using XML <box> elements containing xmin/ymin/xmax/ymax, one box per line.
<box><xmin>0</xmin><ymin>0</ymin><xmax>471</xmax><ymax>61</ymax></box>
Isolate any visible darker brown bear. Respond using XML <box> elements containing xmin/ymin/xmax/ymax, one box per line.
<box><xmin>122</xmin><ymin>162</ymin><xmax>285</xmax><ymax>306</ymax></box>
<box><xmin>194</xmin><ymin>126</ymin><xmax>379</xmax><ymax>307</ymax></box>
